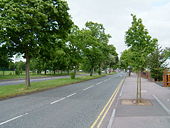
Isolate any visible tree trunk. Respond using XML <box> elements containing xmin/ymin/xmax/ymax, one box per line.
<box><xmin>67</xmin><ymin>70</ymin><xmax>70</xmax><ymax>75</ymax></box>
<box><xmin>136</xmin><ymin>72</ymin><xmax>139</xmax><ymax>103</ymax></box>
<box><xmin>73</xmin><ymin>67</ymin><xmax>76</xmax><ymax>78</ymax></box>
<box><xmin>3</xmin><ymin>70</ymin><xmax>5</xmax><ymax>76</ymax></box>
<box><xmin>90</xmin><ymin>67</ymin><xmax>94</xmax><ymax>76</ymax></box>
<box><xmin>98</xmin><ymin>64</ymin><xmax>101</xmax><ymax>75</ymax></box>
<box><xmin>139</xmin><ymin>72</ymin><xmax>142</xmax><ymax>102</ymax></box>
<box><xmin>25</xmin><ymin>53</ymin><xmax>31</xmax><ymax>87</ymax></box>
<box><xmin>105</xmin><ymin>69</ymin><xmax>108</xmax><ymax>74</ymax></box>
<box><xmin>44</xmin><ymin>70</ymin><xmax>47</xmax><ymax>75</ymax></box>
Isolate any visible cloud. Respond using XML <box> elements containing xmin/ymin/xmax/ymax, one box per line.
<box><xmin>67</xmin><ymin>0</ymin><xmax>170</xmax><ymax>55</ymax></box>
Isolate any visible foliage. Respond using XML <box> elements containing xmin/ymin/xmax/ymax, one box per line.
<box><xmin>125</xmin><ymin>14</ymin><xmax>157</xmax><ymax>103</ymax></box>
<box><xmin>147</xmin><ymin>46</ymin><xmax>168</xmax><ymax>81</ymax></box>
<box><xmin>164</xmin><ymin>47</ymin><xmax>170</xmax><ymax>59</ymax></box>
<box><xmin>65</xmin><ymin>25</ymin><xmax>82</xmax><ymax>78</ymax></box>
<box><xmin>125</xmin><ymin>14</ymin><xmax>157</xmax><ymax>71</ymax></box>
<box><xmin>0</xmin><ymin>0</ymin><xmax>73</xmax><ymax>86</ymax></box>
<box><xmin>120</xmin><ymin>49</ymin><xmax>133</xmax><ymax>70</ymax></box>
<box><xmin>0</xmin><ymin>45</ymin><xmax>10</xmax><ymax>73</ymax></box>
<box><xmin>70</xmin><ymin>72</ymin><xmax>76</xmax><ymax>79</ymax></box>
<box><xmin>15</xmin><ymin>61</ymin><xmax>25</xmax><ymax>75</ymax></box>
<box><xmin>80</xmin><ymin>22</ymin><xmax>116</xmax><ymax>76</ymax></box>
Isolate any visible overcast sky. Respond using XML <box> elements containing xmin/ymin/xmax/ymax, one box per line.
<box><xmin>67</xmin><ymin>0</ymin><xmax>170</xmax><ymax>55</ymax></box>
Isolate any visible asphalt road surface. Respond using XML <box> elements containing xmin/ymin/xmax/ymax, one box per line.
<box><xmin>0</xmin><ymin>72</ymin><xmax>126</xmax><ymax>128</ymax></box>
<box><xmin>0</xmin><ymin>74</ymin><xmax>87</xmax><ymax>86</ymax></box>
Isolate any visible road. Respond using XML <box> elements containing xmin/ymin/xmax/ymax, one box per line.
<box><xmin>0</xmin><ymin>72</ymin><xmax>126</xmax><ymax>128</ymax></box>
<box><xmin>0</xmin><ymin>74</ymin><xmax>87</xmax><ymax>86</ymax></box>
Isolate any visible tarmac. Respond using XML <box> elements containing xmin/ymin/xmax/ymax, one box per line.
<box><xmin>109</xmin><ymin>73</ymin><xmax>170</xmax><ymax>128</ymax></box>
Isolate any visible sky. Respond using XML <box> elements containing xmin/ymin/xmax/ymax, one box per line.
<box><xmin>67</xmin><ymin>0</ymin><xmax>170</xmax><ymax>56</ymax></box>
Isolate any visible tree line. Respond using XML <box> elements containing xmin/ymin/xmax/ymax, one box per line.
<box><xmin>0</xmin><ymin>0</ymin><xmax>118</xmax><ymax>87</ymax></box>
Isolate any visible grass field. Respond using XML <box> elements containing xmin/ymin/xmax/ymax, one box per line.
<box><xmin>0</xmin><ymin>71</ymin><xmax>16</xmax><ymax>75</ymax></box>
<box><xmin>0</xmin><ymin>74</ymin><xmax>108</xmax><ymax>99</ymax></box>
<box><xmin>0</xmin><ymin>71</ymin><xmax>70</xmax><ymax>80</ymax></box>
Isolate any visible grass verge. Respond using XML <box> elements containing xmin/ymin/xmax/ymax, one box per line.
<box><xmin>0</xmin><ymin>73</ymin><xmax>69</xmax><ymax>80</ymax></box>
<box><xmin>0</xmin><ymin>74</ymin><xmax>108</xmax><ymax>100</ymax></box>
<box><xmin>0</xmin><ymin>72</ymin><xmax>87</xmax><ymax>80</ymax></box>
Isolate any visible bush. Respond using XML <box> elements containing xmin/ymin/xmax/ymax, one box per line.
<box><xmin>15</xmin><ymin>69</ymin><xmax>22</xmax><ymax>75</ymax></box>
<box><xmin>150</xmin><ymin>68</ymin><xmax>164</xmax><ymax>81</ymax></box>
<box><xmin>70</xmin><ymin>72</ymin><xmax>75</xmax><ymax>79</ymax></box>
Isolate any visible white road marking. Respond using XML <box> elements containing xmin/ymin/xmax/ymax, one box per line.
<box><xmin>50</xmin><ymin>97</ymin><xmax>66</xmax><ymax>105</ymax></box>
<box><xmin>0</xmin><ymin>113</ymin><xmax>28</xmax><ymax>126</ymax></box>
<box><xmin>103</xmin><ymin>79</ymin><xmax>108</xmax><ymax>82</ymax></box>
<box><xmin>66</xmin><ymin>93</ymin><xmax>77</xmax><ymax>98</ymax></box>
<box><xmin>107</xmin><ymin>109</ymin><xmax>116</xmax><ymax>128</ymax></box>
<box><xmin>141</xmin><ymin>90</ymin><xmax>147</xmax><ymax>93</ymax></box>
<box><xmin>153</xmin><ymin>95</ymin><xmax>170</xmax><ymax>114</ymax></box>
<box><xmin>83</xmin><ymin>86</ymin><xmax>94</xmax><ymax>91</ymax></box>
<box><xmin>96</xmin><ymin>81</ymin><xmax>103</xmax><ymax>85</ymax></box>
<box><xmin>119</xmin><ymin>83</ymin><xmax>124</xmax><ymax>97</ymax></box>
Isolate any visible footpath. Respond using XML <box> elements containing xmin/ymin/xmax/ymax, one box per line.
<box><xmin>110</xmin><ymin>73</ymin><xmax>170</xmax><ymax>128</ymax></box>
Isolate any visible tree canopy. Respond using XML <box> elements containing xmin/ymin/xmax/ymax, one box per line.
<box><xmin>125</xmin><ymin>14</ymin><xmax>157</xmax><ymax>71</ymax></box>
<box><xmin>0</xmin><ymin>0</ymin><xmax>73</xmax><ymax>86</ymax></box>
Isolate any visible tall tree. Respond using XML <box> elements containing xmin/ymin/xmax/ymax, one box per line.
<box><xmin>120</xmin><ymin>49</ymin><xmax>133</xmax><ymax>71</ymax></box>
<box><xmin>164</xmin><ymin>47</ymin><xmax>170</xmax><ymax>59</ymax></box>
<box><xmin>0</xmin><ymin>45</ymin><xmax>10</xmax><ymax>75</ymax></box>
<box><xmin>0</xmin><ymin>0</ymin><xmax>73</xmax><ymax>87</ymax></box>
<box><xmin>85</xmin><ymin>22</ymin><xmax>111</xmax><ymax>75</ymax></box>
<box><xmin>80</xmin><ymin>29</ymin><xmax>101</xmax><ymax>76</ymax></box>
<box><xmin>147</xmin><ymin>45</ymin><xmax>168</xmax><ymax>81</ymax></box>
<box><xmin>65</xmin><ymin>25</ymin><xmax>82</xmax><ymax>78</ymax></box>
<box><xmin>80</xmin><ymin>22</ymin><xmax>112</xmax><ymax>76</ymax></box>
<box><xmin>125</xmin><ymin>14</ymin><xmax>156</xmax><ymax>103</ymax></box>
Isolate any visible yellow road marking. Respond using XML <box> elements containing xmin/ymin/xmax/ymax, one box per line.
<box><xmin>90</xmin><ymin>87</ymin><xmax>119</xmax><ymax>128</ymax></box>
<box><xmin>90</xmin><ymin>79</ymin><xmax>124</xmax><ymax>128</ymax></box>
<box><xmin>97</xmin><ymin>85</ymin><xmax>121</xmax><ymax>128</ymax></box>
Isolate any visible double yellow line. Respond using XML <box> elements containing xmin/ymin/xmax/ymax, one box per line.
<box><xmin>90</xmin><ymin>79</ymin><xmax>124</xmax><ymax>128</ymax></box>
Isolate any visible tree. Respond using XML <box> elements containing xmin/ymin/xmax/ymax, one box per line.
<box><xmin>102</xmin><ymin>44</ymin><xmax>118</xmax><ymax>73</ymax></box>
<box><xmin>120</xmin><ymin>49</ymin><xmax>133</xmax><ymax>71</ymax></box>
<box><xmin>147</xmin><ymin>45</ymin><xmax>168</xmax><ymax>81</ymax></box>
<box><xmin>65</xmin><ymin>25</ymin><xmax>82</xmax><ymax>78</ymax></box>
<box><xmin>0</xmin><ymin>45</ymin><xmax>10</xmax><ymax>75</ymax></box>
<box><xmin>0</xmin><ymin>0</ymin><xmax>73</xmax><ymax>87</ymax></box>
<box><xmin>85</xmin><ymin>22</ymin><xmax>111</xmax><ymax>75</ymax></box>
<box><xmin>125</xmin><ymin>14</ymin><xmax>156</xmax><ymax>103</ymax></box>
<box><xmin>15</xmin><ymin>61</ymin><xmax>25</xmax><ymax>75</ymax></box>
<box><xmin>80</xmin><ymin>30</ymin><xmax>100</xmax><ymax>76</ymax></box>
<box><xmin>80</xmin><ymin>22</ymin><xmax>113</xmax><ymax>76</ymax></box>
<box><xmin>164</xmin><ymin>47</ymin><xmax>170</xmax><ymax>59</ymax></box>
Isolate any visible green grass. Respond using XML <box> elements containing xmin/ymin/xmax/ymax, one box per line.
<box><xmin>0</xmin><ymin>71</ymin><xmax>87</xmax><ymax>80</ymax></box>
<box><xmin>0</xmin><ymin>71</ymin><xmax>15</xmax><ymax>75</ymax></box>
<box><xmin>0</xmin><ymin>74</ymin><xmax>48</xmax><ymax>80</ymax></box>
<box><xmin>0</xmin><ymin>73</ymin><xmax>69</xmax><ymax>80</ymax></box>
<box><xmin>0</xmin><ymin>74</ymin><xmax>107</xmax><ymax>100</ymax></box>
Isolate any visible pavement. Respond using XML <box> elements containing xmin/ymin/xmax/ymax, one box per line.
<box><xmin>109</xmin><ymin>73</ymin><xmax>170</xmax><ymax>128</ymax></box>
<box><xmin>0</xmin><ymin>72</ymin><xmax>126</xmax><ymax>128</ymax></box>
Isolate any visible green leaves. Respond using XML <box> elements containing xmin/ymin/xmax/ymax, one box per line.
<box><xmin>125</xmin><ymin>14</ymin><xmax>157</xmax><ymax>71</ymax></box>
<box><xmin>0</xmin><ymin>0</ymin><xmax>73</xmax><ymax>57</ymax></box>
<box><xmin>147</xmin><ymin>45</ymin><xmax>168</xmax><ymax>81</ymax></box>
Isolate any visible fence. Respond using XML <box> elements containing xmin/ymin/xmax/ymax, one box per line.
<box><xmin>163</xmin><ymin>70</ymin><xmax>170</xmax><ymax>87</ymax></box>
<box><xmin>141</xmin><ymin>71</ymin><xmax>153</xmax><ymax>81</ymax></box>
